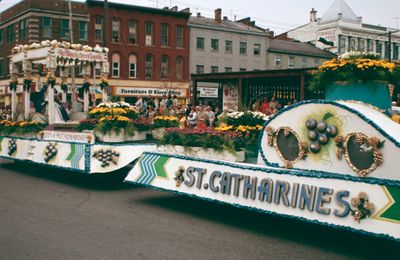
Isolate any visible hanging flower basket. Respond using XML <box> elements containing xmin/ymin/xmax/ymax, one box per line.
<box><xmin>82</xmin><ymin>81</ymin><xmax>91</xmax><ymax>93</ymax></box>
<box><xmin>23</xmin><ymin>79</ymin><xmax>32</xmax><ymax>92</ymax></box>
<box><xmin>9</xmin><ymin>80</ymin><xmax>18</xmax><ymax>91</ymax></box>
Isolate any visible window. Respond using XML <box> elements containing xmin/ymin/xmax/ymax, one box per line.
<box><xmin>225</xmin><ymin>40</ymin><xmax>232</xmax><ymax>53</ymax></box>
<box><xmin>161</xmin><ymin>24</ymin><xmax>169</xmax><ymax>47</ymax></box>
<box><xmin>94</xmin><ymin>63</ymin><xmax>101</xmax><ymax>77</ymax></box>
<box><xmin>160</xmin><ymin>55</ymin><xmax>169</xmax><ymax>79</ymax></box>
<box><xmin>129</xmin><ymin>54</ymin><xmax>137</xmax><ymax>78</ymax></box>
<box><xmin>0</xmin><ymin>59</ymin><xmax>3</xmax><ymax>77</ymax></box>
<box><xmin>359</xmin><ymin>39</ymin><xmax>365</xmax><ymax>52</ymax></box>
<box><xmin>314</xmin><ymin>58</ymin><xmax>319</xmax><ymax>67</ymax></box>
<box><xmin>393</xmin><ymin>44</ymin><xmax>399</xmax><ymax>61</ymax></box>
<box><xmin>196</xmin><ymin>37</ymin><xmax>204</xmax><ymax>50</ymax></box>
<box><xmin>385</xmin><ymin>42</ymin><xmax>390</xmax><ymax>59</ymax></box>
<box><xmin>211</xmin><ymin>66</ymin><xmax>219</xmax><ymax>73</ymax></box>
<box><xmin>94</xmin><ymin>16</ymin><xmax>103</xmax><ymax>41</ymax></box>
<box><xmin>376</xmin><ymin>41</ymin><xmax>382</xmax><ymax>56</ymax></box>
<box><xmin>300</xmin><ymin>57</ymin><xmax>307</xmax><ymax>68</ymax></box>
<box><xmin>239</xmin><ymin>68</ymin><xmax>247</xmax><ymax>71</ymax></box>
<box><xmin>19</xmin><ymin>19</ymin><xmax>27</xmax><ymax>39</ymax></box>
<box><xmin>6</xmin><ymin>24</ymin><xmax>14</xmax><ymax>43</ymax></box>
<box><xmin>79</xmin><ymin>21</ymin><xmax>88</xmax><ymax>40</ymax></box>
<box><xmin>145</xmin><ymin>22</ymin><xmax>153</xmax><ymax>45</ymax></box>
<box><xmin>176</xmin><ymin>56</ymin><xmax>183</xmax><ymax>80</ymax></box>
<box><xmin>112</xmin><ymin>19</ymin><xmax>120</xmax><ymax>42</ymax></box>
<box><xmin>367</xmin><ymin>39</ymin><xmax>373</xmax><ymax>52</ymax></box>
<box><xmin>225</xmin><ymin>67</ymin><xmax>232</xmax><ymax>72</ymax></box>
<box><xmin>111</xmin><ymin>53</ymin><xmax>120</xmax><ymax>77</ymax></box>
<box><xmin>211</xmin><ymin>39</ymin><xmax>219</xmax><ymax>52</ymax></box>
<box><xmin>196</xmin><ymin>65</ymin><xmax>204</xmax><ymax>74</ymax></box>
<box><xmin>60</xmin><ymin>19</ymin><xmax>69</xmax><ymax>39</ymax></box>
<box><xmin>275</xmin><ymin>55</ymin><xmax>282</xmax><ymax>68</ymax></box>
<box><xmin>240</xmin><ymin>42</ymin><xmax>247</xmax><ymax>55</ymax></box>
<box><xmin>41</xmin><ymin>17</ymin><xmax>52</xmax><ymax>37</ymax></box>
<box><xmin>176</xmin><ymin>26</ymin><xmax>184</xmax><ymax>48</ymax></box>
<box><xmin>0</xmin><ymin>29</ymin><xmax>3</xmax><ymax>46</ymax></box>
<box><xmin>253</xmin><ymin>43</ymin><xmax>261</xmax><ymax>55</ymax></box>
<box><xmin>145</xmin><ymin>54</ymin><xmax>153</xmax><ymax>79</ymax></box>
<box><xmin>128</xmin><ymin>20</ymin><xmax>137</xmax><ymax>44</ymax></box>
<box><xmin>350</xmin><ymin>38</ymin><xmax>357</xmax><ymax>51</ymax></box>
<box><xmin>338</xmin><ymin>35</ymin><xmax>346</xmax><ymax>53</ymax></box>
<box><xmin>288</xmin><ymin>56</ymin><xmax>295</xmax><ymax>68</ymax></box>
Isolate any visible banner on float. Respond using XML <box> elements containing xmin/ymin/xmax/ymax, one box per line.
<box><xmin>40</xmin><ymin>131</ymin><xmax>95</xmax><ymax>144</ymax></box>
<box><xmin>125</xmin><ymin>152</ymin><xmax>400</xmax><ymax>241</ymax></box>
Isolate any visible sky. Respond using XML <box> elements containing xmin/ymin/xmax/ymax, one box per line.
<box><xmin>1</xmin><ymin>0</ymin><xmax>400</xmax><ymax>34</ymax></box>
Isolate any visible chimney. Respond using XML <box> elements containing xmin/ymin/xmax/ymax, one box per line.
<box><xmin>197</xmin><ymin>12</ymin><xmax>201</xmax><ymax>17</ymax></box>
<box><xmin>310</xmin><ymin>8</ymin><xmax>317</xmax><ymax>22</ymax></box>
<box><xmin>215</xmin><ymin>8</ymin><xmax>222</xmax><ymax>23</ymax></box>
<box><xmin>223</xmin><ymin>16</ymin><xmax>228</xmax><ymax>21</ymax></box>
<box><xmin>180</xmin><ymin>7</ymin><xmax>190</xmax><ymax>13</ymax></box>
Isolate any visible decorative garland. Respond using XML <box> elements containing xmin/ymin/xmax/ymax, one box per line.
<box><xmin>61</xmin><ymin>82</ymin><xmax>68</xmax><ymax>93</ymax></box>
<box><xmin>82</xmin><ymin>81</ymin><xmax>91</xmax><ymax>93</ymax></box>
<box><xmin>23</xmin><ymin>78</ymin><xmax>32</xmax><ymax>92</ymax></box>
<box><xmin>99</xmin><ymin>76</ymin><xmax>109</xmax><ymax>90</ymax></box>
<box><xmin>9</xmin><ymin>80</ymin><xmax>18</xmax><ymax>91</ymax></box>
<box><xmin>47</xmin><ymin>72</ymin><xmax>56</xmax><ymax>88</ymax></box>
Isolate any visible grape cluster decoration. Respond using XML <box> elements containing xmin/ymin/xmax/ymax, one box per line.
<box><xmin>93</xmin><ymin>148</ymin><xmax>120</xmax><ymax>168</ymax></box>
<box><xmin>8</xmin><ymin>139</ymin><xmax>17</xmax><ymax>156</ymax></box>
<box><xmin>306</xmin><ymin>118</ymin><xmax>338</xmax><ymax>153</ymax></box>
<box><xmin>44</xmin><ymin>142</ymin><xmax>58</xmax><ymax>163</ymax></box>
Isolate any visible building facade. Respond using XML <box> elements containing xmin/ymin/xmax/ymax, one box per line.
<box><xmin>0</xmin><ymin>0</ymin><xmax>89</xmax><ymax>107</ymax></box>
<box><xmin>283</xmin><ymin>0</ymin><xmax>400</xmax><ymax>60</ymax></box>
<box><xmin>87</xmin><ymin>0</ymin><xmax>191</xmax><ymax>104</ymax></box>
<box><xmin>189</xmin><ymin>10</ymin><xmax>270</xmax><ymax>75</ymax></box>
<box><xmin>267</xmin><ymin>39</ymin><xmax>335</xmax><ymax>70</ymax></box>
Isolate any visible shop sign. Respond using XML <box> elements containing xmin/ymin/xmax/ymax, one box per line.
<box><xmin>198</xmin><ymin>87</ymin><xmax>218</xmax><ymax>98</ymax></box>
<box><xmin>115</xmin><ymin>87</ymin><xmax>187</xmax><ymax>98</ymax></box>
<box><xmin>223</xmin><ymin>84</ymin><xmax>239</xmax><ymax>110</ymax></box>
<box><xmin>54</xmin><ymin>48</ymin><xmax>107</xmax><ymax>62</ymax></box>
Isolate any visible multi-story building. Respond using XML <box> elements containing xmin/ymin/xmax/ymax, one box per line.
<box><xmin>0</xmin><ymin>0</ymin><xmax>89</xmax><ymax>107</ymax></box>
<box><xmin>189</xmin><ymin>9</ymin><xmax>270</xmax><ymax>75</ymax></box>
<box><xmin>87</xmin><ymin>0</ymin><xmax>191</xmax><ymax>104</ymax></box>
<box><xmin>281</xmin><ymin>0</ymin><xmax>400</xmax><ymax>59</ymax></box>
<box><xmin>267</xmin><ymin>38</ymin><xmax>335</xmax><ymax>70</ymax></box>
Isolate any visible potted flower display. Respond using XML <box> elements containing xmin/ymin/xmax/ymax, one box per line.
<box><xmin>151</xmin><ymin>116</ymin><xmax>180</xmax><ymax>140</ymax></box>
<box><xmin>95</xmin><ymin>115</ymin><xmax>130</xmax><ymax>142</ymax></box>
<box><xmin>309</xmin><ymin>52</ymin><xmax>398</xmax><ymax>110</ymax></box>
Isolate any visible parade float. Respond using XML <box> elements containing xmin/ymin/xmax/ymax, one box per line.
<box><xmin>0</xmin><ymin>41</ymin><xmax>157</xmax><ymax>174</ymax></box>
<box><xmin>125</xmin><ymin>53</ymin><xmax>400</xmax><ymax>241</ymax></box>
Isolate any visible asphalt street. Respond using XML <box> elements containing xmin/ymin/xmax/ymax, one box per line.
<box><xmin>0</xmin><ymin>159</ymin><xmax>398</xmax><ymax>259</ymax></box>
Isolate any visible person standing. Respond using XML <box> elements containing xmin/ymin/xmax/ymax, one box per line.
<box><xmin>261</xmin><ymin>98</ymin><xmax>269</xmax><ymax>114</ymax></box>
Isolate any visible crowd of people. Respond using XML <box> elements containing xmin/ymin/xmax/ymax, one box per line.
<box><xmin>251</xmin><ymin>96</ymin><xmax>298</xmax><ymax>115</ymax></box>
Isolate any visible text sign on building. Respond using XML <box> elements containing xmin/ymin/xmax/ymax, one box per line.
<box><xmin>198</xmin><ymin>87</ymin><xmax>218</xmax><ymax>98</ymax></box>
<box><xmin>115</xmin><ymin>87</ymin><xmax>187</xmax><ymax>98</ymax></box>
<box><xmin>222</xmin><ymin>84</ymin><xmax>239</xmax><ymax>110</ymax></box>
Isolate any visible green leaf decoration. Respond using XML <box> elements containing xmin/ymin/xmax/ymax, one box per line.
<box><xmin>322</xmin><ymin>112</ymin><xmax>334</xmax><ymax>121</ymax></box>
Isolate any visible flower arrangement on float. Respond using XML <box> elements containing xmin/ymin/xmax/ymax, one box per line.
<box><xmin>12</xmin><ymin>40</ymin><xmax>109</xmax><ymax>54</ymax></box>
<box><xmin>151</xmin><ymin>116</ymin><xmax>180</xmax><ymax>140</ymax></box>
<box><xmin>0</xmin><ymin>120</ymin><xmax>46</xmax><ymax>137</ymax></box>
<box><xmin>99</xmin><ymin>76</ymin><xmax>109</xmax><ymax>90</ymax></box>
<box><xmin>162</xmin><ymin>128</ymin><xmax>247</xmax><ymax>152</ymax></box>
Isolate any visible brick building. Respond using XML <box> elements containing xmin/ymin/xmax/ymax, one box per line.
<box><xmin>86</xmin><ymin>0</ymin><xmax>191</xmax><ymax>104</ymax></box>
<box><xmin>0</xmin><ymin>0</ymin><xmax>89</xmax><ymax>107</ymax></box>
